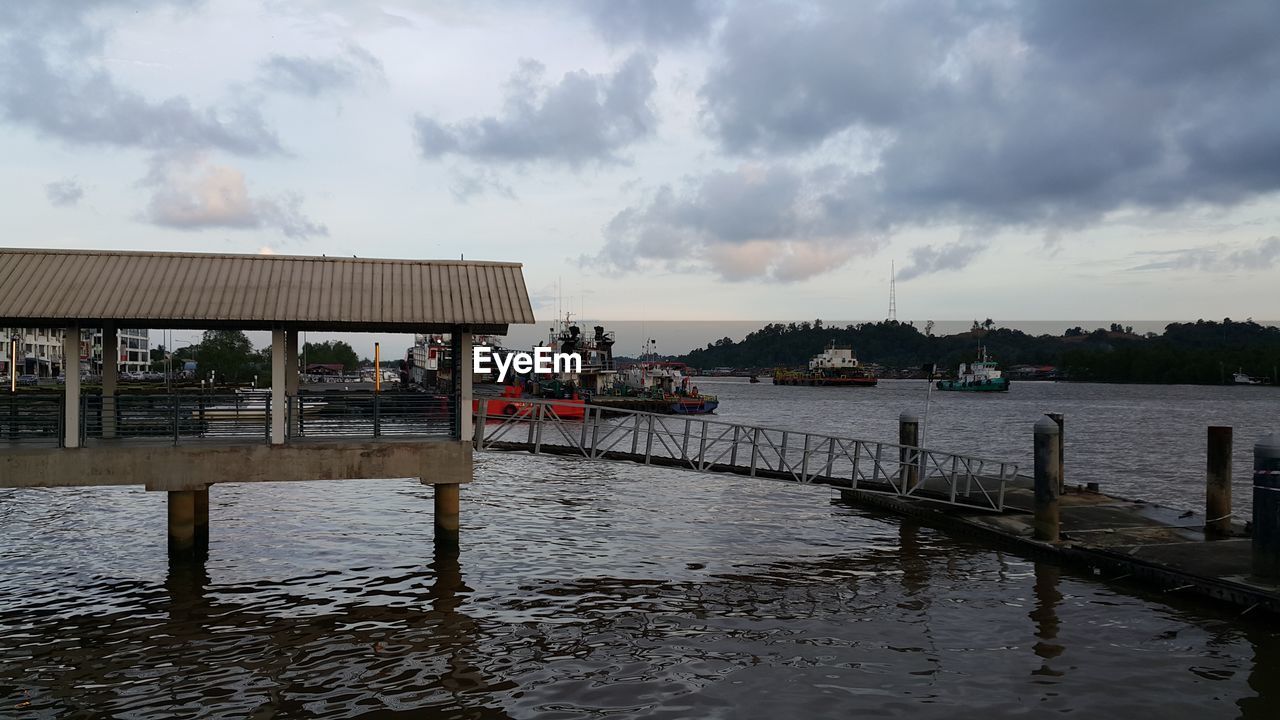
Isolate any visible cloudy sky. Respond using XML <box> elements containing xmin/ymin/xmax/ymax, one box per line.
<box><xmin>3</xmin><ymin>0</ymin><xmax>1278</xmax><ymax>330</ymax></box>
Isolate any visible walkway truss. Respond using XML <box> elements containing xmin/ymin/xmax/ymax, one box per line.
<box><xmin>474</xmin><ymin>399</ymin><xmax>1018</xmax><ymax>512</ymax></box>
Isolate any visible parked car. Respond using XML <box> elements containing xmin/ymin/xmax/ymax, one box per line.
<box><xmin>17</xmin><ymin>374</ymin><xmax>38</xmax><ymax>386</ymax></box>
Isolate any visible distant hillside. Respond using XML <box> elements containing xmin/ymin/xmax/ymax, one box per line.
<box><xmin>677</xmin><ymin>319</ymin><xmax>1280</xmax><ymax>384</ymax></box>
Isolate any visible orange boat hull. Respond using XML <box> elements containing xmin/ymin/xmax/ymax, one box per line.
<box><xmin>473</xmin><ymin>397</ymin><xmax>586</xmax><ymax>421</ymax></box>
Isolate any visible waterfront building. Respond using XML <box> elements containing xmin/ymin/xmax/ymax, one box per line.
<box><xmin>0</xmin><ymin>327</ymin><xmax>148</xmax><ymax>378</ymax></box>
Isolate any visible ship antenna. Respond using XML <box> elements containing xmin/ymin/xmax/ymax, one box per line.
<box><xmin>888</xmin><ymin>261</ymin><xmax>897</xmax><ymax>322</ymax></box>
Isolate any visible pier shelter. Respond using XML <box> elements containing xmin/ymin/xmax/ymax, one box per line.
<box><xmin>0</xmin><ymin>248</ymin><xmax>535</xmax><ymax>556</ymax></box>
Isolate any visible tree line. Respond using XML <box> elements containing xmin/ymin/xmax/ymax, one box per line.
<box><xmin>678</xmin><ymin>319</ymin><xmax>1280</xmax><ymax>384</ymax></box>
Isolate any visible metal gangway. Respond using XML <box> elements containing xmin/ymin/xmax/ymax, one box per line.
<box><xmin>474</xmin><ymin>399</ymin><xmax>1019</xmax><ymax>512</ymax></box>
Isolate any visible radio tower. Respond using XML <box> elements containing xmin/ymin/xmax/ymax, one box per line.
<box><xmin>888</xmin><ymin>261</ymin><xmax>897</xmax><ymax>322</ymax></box>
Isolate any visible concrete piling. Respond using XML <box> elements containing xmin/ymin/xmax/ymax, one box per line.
<box><xmin>434</xmin><ymin>483</ymin><xmax>460</xmax><ymax>552</ymax></box>
<box><xmin>1252</xmin><ymin>433</ymin><xmax>1280</xmax><ymax>577</ymax></box>
<box><xmin>168</xmin><ymin>490</ymin><xmax>196</xmax><ymax>558</ymax></box>
<box><xmin>899</xmin><ymin>411</ymin><xmax>920</xmax><ymax>489</ymax></box>
<box><xmin>1206</xmin><ymin>426</ymin><xmax>1232</xmax><ymax>538</ymax></box>
<box><xmin>194</xmin><ymin>486</ymin><xmax>210</xmax><ymax>546</ymax></box>
<box><xmin>1046</xmin><ymin>413</ymin><xmax>1064</xmax><ymax>493</ymax></box>
<box><xmin>1033</xmin><ymin>417</ymin><xmax>1061</xmax><ymax>542</ymax></box>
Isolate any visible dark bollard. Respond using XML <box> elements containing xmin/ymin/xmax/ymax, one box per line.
<box><xmin>1206</xmin><ymin>426</ymin><xmax>1232</xmax><ymax>539</ymax></box>
<box><xmin>1046</xmin><ymin>413</ymin><xmax>1064</xmax><ymax>493</ymax></box>
<box><xmin>899</xmin><ymin>411</ymin><xmax>920</xmax><ymax>489</ymax></box>
<box><xmin>1034</xmin><ymin>417</ymin><xmax>1061</xmax><ymax>542</ymax></box>
<box><xmin>1252</xmin><ymin>433</ymin><xmax>1280</xmax><ymax>577</ymax></box>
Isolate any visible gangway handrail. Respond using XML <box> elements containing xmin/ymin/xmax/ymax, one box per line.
<box><xmin>473</xmin><ymin>397</ymin><xmax>1018</xmax><ymax>512</ymax></box>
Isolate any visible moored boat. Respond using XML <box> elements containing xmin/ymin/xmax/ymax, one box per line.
<box><xmin>1232</xmin><ymin>369</ymin><xmax>1264</xmax><ymax>386</ymax></box>
<box><xmin>773</xmin><ymin>341</ymin><xmax>878</xmax><ymax>387</ymax></box>
<box><xmin>473</xmin><ymin>384</ymin><xmax>586</xmax><ymax>421</ymax></box>
<box><xmin>936</xmin><ymin>348</ymin><xmax>1009</xmax><ymax>392</ymax></box>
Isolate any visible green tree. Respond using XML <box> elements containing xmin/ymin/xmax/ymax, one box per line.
<box><xmin>198</xmin><ymin>330</ymin><xmax>257</xmax><ymax>383</ymax></box>
<box><xmin>301</xmin><ymin>340</ymin><xmax>359</xmax><ymax>370</ymax></box>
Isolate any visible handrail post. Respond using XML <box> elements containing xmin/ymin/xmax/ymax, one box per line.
<box><xmin>590</xmin><ymin>408</ymin><xmax>601</xmax><ymax>459</ymax></box>
<box><xmin>681</xmin><ymin>418</ymin><xmax>691</xmax><ymax>461</ymax></box>
<box><xmin>373</xmin><ymin>393</ymin><xmax>381</xmax><ymax>438</ymax></box>
<box><xmin>173</xmin><ymin>393</ymin><xmax>180</xmax><ymax>445</ymax></box>
<box><xmin>533</xmin><ymin>401</ymin><xmax>544</xmax><ymax>453</ymax></box>
<box><xmin>474</xmin><ymin>395</ymin><xmax>488</xmax><ymax>449</ymax></box>
<box><xmin>800</xmin><ymin>433</ymin><xmax>811</xmax><ymax>482</ymax></box>
<box><xmin>645</xmin><ymin>414</ymin><xmax>655</xmax><ymax>464</ymax></box>
<box><xmin>730</xmin><ymin>425</ymin><xmax>740</xmax><ymax>467</ymax></box>
<box><xmin>749</xmin><ymin>427</ymin><xmax>760</xmax><ymax>476</ymax></box>
<box><xmin>697</xmin><ymin>420</ymin><xmax>708</xmax><ymax>471</ymax></box>
<box><xmin>779</xmin><ymin>431</ymin><xmax>789</xmax><ymax>473</ymax></box>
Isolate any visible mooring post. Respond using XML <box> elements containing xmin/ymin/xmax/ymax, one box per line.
<box><xmin>1252</xmin><ymin>433</ymin><xmax>1280</xmax><ymax>577</ymax></box>
<box><xmin>1046</xmin><ymin>412</ymin><xmax>1064</xmax><ymax>493</ymax></box>
<box><xmin>434</xmin><ymin>483</ymin><xmax>460</xmax><ymax>552</ymax></box>
<box><xmin>168</xmin><ymin>490</ymin><xmax>196</xmax><ymax>559</ymax></box>
<box><xmin>899</xmin><ymin>411</ymin><xmax>920</xmax><ymax>490</ymax></box>
<box><xmin>1206</xmin><ymin>426</ymin><xmax>1232</xmax><ymax>539</ymax></box>
<box><xmin>1033</xmin><ymin>417</ymin><xmax>1061</xmax><ymax>542</ymax></box>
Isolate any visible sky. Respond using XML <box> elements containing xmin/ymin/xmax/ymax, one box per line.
<box><xmin>2</xmin><ymin>0</ymin><xmax>1279</xmax><ymax>357</ymax></box>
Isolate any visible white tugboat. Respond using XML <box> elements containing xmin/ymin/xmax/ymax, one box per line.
<box><xmin>937</xmin><ymin>347</ymin><xmax>1009</xmax><ymax>392</ymax></box>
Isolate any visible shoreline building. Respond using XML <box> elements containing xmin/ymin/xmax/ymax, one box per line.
<box><xmin>1</xmin><ymin>327</ymin><xmax>148</xmax><ymax>378</ymax></box>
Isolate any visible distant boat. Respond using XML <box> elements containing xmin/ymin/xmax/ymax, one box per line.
<box><xmin>773</xmin><ymin>341</ymin><xmax>878</xmax><ymax>387</ymax></box>
<box><xmin>937</xmin><ymin>348</ymin><xmax>1009</xmax><ymax>392</ymax></box>
<box><xmin>1232</xmin><ymin>369</ymin><xmax>1263</xmax><ymax>386</ymax></box>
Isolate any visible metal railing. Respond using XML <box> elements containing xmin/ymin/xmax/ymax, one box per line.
<box><xmin>1</xmin><ymin>394</ymin><xmax>64</xmax><ymax>447</ymax></box>
<box><xmin>288</xmin><ymin>392</ymin><xmax>456</xmax><ymax>440</ymax></box>
<box><xmin>475</xmin><ymin>398</ymin><xmax>1018</xmax><ymax>511</ymax></box>
<box><xmin>81</xmin><ymin>394</ymin><xmax>270</xmax><ymax>445</ymax></box>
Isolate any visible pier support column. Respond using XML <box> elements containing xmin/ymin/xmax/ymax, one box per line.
<box><xmin>1252</xmin><ymin>433</ymin><xmax>1280</xmax><ymax>577</ymax></box>
<box><xmin>450</xmin><ymin>331</ymin><xmax>473</xmax><ymax>441</ymax></box>
<box><xmin>1206</xmin><ymin>426</ymin><xmax>1232</xmax><ymax>539</ymax></box>
<box><xmin>270</xmin><ymin>328</ymin><xmax>286</xmax><ymax>445</ymax></box>
<box><xmin>1033</xmin><ymin>417</ymin><xmax>1061</xmax><ymax>542</ymax></box>
<box><xmin>102</xmin><ymin>324</ymin><xmax>117</xmax><ymax>439</ymax></box>
<box><xmin>1046</xmin><ymin>412</ymin><xmax>1064</xmax><ymax>493</ymax></box>
<box><xmin>194</xmin><ymin>486</ymin><xmax>209</xmax><ymax>546</ymax></box>
<box><xmin>285</xmin><ymin>330</ymin><xmax>300</xmax><ymax>435</ymax></box>
<box><xmin>898</xmin><ymin>411</ymin><xmax>919</xmax><ymax>490</ymax></box>
<box><xmin>62</xmin><ymin>324</ymin><xmax>80</xmax><ymax>448</ymax></box>
<box><xmin>168</xmin><ymin>490</ymin><xmax>197</xmax><ymax>559</ymax></box>
<box><xmin>434</xmin><ymin>483</ymin><xmax>460</xmax><ymax>552</ymax></box>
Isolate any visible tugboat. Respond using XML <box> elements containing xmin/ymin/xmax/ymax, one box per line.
<box><xmin>773</xmin><ymin>341</ymin><xmax>877</xmax><ymax>387</ymax></box>
<box><xmin>937</xmin><ymin>348</ymin><xmax>1009</xmax><ymax>392</ymax></box>
<box><xmin>473</xmin><ymin>383</ymin><xmax>587</xmax><ymax>421</ymax></box>
<box><xmin>619</xmin><ymin>339</ymin><xmax>719</xmax><ymax>414</ymax></box>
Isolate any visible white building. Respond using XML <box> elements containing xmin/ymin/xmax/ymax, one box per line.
<box><xmin>1</xmin><ymin>327</ymin><xmax>149</xmax><ymax>378</ymax></box>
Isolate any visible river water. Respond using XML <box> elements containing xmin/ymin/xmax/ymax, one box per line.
<box><xmin>2</xmin><ymin>382</ymin><xmax>1278</xmax><ymax>717</ymax></box>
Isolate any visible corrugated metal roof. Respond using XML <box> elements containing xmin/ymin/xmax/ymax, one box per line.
<box><xmin>0</xmin><ymin>249</ymin><xmax>535</xmax><ymax>332</ymax></box>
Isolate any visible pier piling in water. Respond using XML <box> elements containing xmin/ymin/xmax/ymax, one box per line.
<box><xmin>1253</xmin><ymin>433</ymin><xmax>1280</xmax><ymax>577</ymax></box>
<box><xmin>1033</xmin><ymin>418</ymin><xmax>1061</xmax><ymax>542</ymax></box>
<box><xmin>435</xmin><ymin>483</ymin><xmax>460</xmax><ymax>552</ymax></box>
<box><xmin>194</xmin><ymin>486</ymin><xmax>210</xmax><ymax>547</ymax></box>
<box><xmin>1206</xmin><ymin>427</ymin><xmax>1232</xmax><ymax>539</ymax></box>
<box><xmin>168</xmin><ymin>490</ymin><xmax>196</xmax><ymax>559</ymax></box>
<box><xmin>899</xmin><ymin>411</ymin><xmax>920</xmax><ymax>489</ymax></box>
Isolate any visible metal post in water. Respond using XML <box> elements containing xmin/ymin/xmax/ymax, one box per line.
<box><xmin>1252</xmin><ymin>433</ymin><xmax>1280</xmax><ymax>577</ymax></box>
<box><xmin>1206</xmin><ymin>426</ymin><xmax>1232</xmax><ymax>539</ymax></box>
<box><xmin>899</xmin><ymin>411</ymin><xmax>920</xmax><ymax>490</ymax></box>
<box><xmin>1046</xmin><ymin>412</ymin><xmax>1064</xmax><ymax>493</ymax></box>
<box><xmin>1033</xmin><ymin>417</ymin><xmax>1061</xmax><ymax>542</ymax></box>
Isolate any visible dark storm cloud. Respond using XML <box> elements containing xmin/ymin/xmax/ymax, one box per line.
<box><xmin>0</xmin><ymin>1</ymin><xmax>282</xmax><ymax>156</ymax></box>
<box><xmin>1128</xmin><ymin>237</ymin><xmax>1280</xmax><ymax>272</ymax></box>
<box><xmin>414</xmin><ymin>53</ymin><xmax>657</xmax><ymax>167</ymax></box>
<box><xmin>258</xmin><ymin>45</ymin><xmax>385</xmax><ymax>97</ymax></box>
<box><xmin>601</xmin><ymin>0</ymin><xmax>1280</xmax><ymax>281</ymax></box>
<box><xmin>45</xmin><ymin>178</ymin><xmax>85</xmax><ymax>207</ymax></box>
<box><xmin>577</xmin><ymin>0</ymin><xmax>721</xmax><ymax>46</ymax></box>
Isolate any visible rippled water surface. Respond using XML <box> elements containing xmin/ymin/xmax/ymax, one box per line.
<box><xmin>3</xmin><ymin>383</ymin><xmax>1280</xmax><ymax>717</ymax></box>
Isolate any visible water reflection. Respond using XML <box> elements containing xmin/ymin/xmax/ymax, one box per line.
<box><xmin>1029</xmin><ymin>562</ymin><xmax>1065</xmax><ymax>677</ymax></box>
